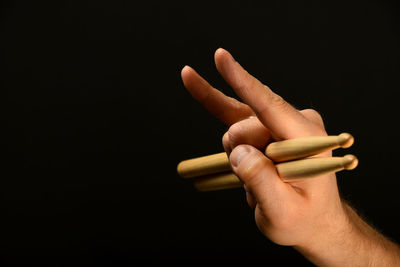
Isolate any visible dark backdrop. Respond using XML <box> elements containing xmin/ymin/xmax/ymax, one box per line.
<box><xmin>3</xmin><ymin>0</ymin><xmax>400</xmax><ymax>266</ymax></box>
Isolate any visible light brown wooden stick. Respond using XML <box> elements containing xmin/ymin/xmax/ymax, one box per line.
<box><xmin>177</xmin><ymin>133</ymin><xmax>354</xmax><ymax>179</ymax></box>
<box><xmin>177</xmin><ymin>152</ymin><xmax>231</xmax><ymax>178</ymax></box>
<box><xmin>194</xmin><ymin>172</ymin><xmax>243</xmax><ymax>191</ymax></box>
<box><xmin>193</xmin><ymin>155</ymin><xmax>358</xmax><ymax>191</ymax></box>
<box><xmin>276</xmin><ymin>154</ymin><xmax>358</xmax><ymax>181</ymax></box>
<box><xmin>265</xmin><ymin>133</ymin><xmax>354</xmax><ymax>162</ymax></box>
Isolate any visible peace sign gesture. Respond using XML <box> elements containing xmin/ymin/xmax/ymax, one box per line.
<box><xmin>181</xmin><ymin>48</ymin><xmax>400</xmax><ymax>266</ymax></box>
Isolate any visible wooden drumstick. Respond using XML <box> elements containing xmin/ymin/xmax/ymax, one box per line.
<box><xmin>177</xmin><ymin>133</ymin><xmax>354</xmax><ymax>179</ymax></box>
<box><xmin>177</xmin><ymin>152</ymin><xmax>230</xmax><ymax>179</ymax></box>
<box><xmin>265</xmin><ymin>132</ymin><xmax>354</xmax><ymax>162</ymax></box>
<box><xmin>194</xmin><ymin>172</ymin><xmax>243</xmax><ymax>192</ymax></box>
<box><xmin>194</xmin><ymin>155</ymin><xmax>358</xmax><ymax>191</ymax></box>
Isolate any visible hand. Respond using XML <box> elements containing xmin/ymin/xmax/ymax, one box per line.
<box><xmin>181</xmin><ymin>48</ymin><xmax>400</xmax><ymax>266</ymax></box>
<box><xmin>181</xmin><ymin>48</ymin><xmax>344</xmax><ymax>247</ymax></box>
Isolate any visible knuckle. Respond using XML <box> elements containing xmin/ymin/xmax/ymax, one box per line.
<box><xmin>222</xmin><ymin>132</ymin><xmax>229</xmax><ymax>144</ymax></box>
<box><xmin>228</xmin><ymin>122</ymin><xmax>244</xmax><ymax>146</ymax></box>
<box><xmin>268</xmin><ymin>89</ymin><xmax>287</xmax><ymax>108</ymax></box>
<box><xmin>256</xmin><ymin>88</ymin><xmax>291</xmax><ymax>118</ymax></box>
<box><xmin>222</xmin><ymin>132</ymin><xmax>230</xmax><ymax>150</ymax></box>
<box><xmin>303</xmin><ymin>108</ymin><xmax>324</xmax><ymax>124</ymax></box>
<box><xmin>300</xmin><ymin>108</ymin><xmax>328</xmax><ymax>135</ymax></box>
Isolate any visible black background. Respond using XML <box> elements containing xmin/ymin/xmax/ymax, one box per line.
<box><xmin>3</xmin><ymin>0</ymin><xmax>400</xmax><ymax>266</ymax></box>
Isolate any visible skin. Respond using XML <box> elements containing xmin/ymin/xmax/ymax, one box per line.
<box><xmin>181</xmin><ymin>48</ymin><xmax>400</xmax><ymax>266</ymax></box>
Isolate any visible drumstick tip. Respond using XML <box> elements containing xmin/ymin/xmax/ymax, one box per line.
<box><xmin>338</xmin><ymin>133</ymin><xmax>354</xmax><ymax>148</ymax></box>
<box><xmin>343</xmin><ymin>154</ymin><xmax>358</xmax><ymax>170</ymax></box>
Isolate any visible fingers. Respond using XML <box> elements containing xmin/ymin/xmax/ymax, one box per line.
<box><xmin>229</xmin><ymin>145</ymin><xmax>292</xmax><ymax>205</ymax></box>
<box><xmin>181</xmin><ymin>65</ymin><xmax>254</xmax><ymax>125</ymax></box>
<box><xmin>223</xmin><ymin>114</ymin><xmax>329</xmax><ymax>197</ymax></box>
<box><xmin>214</xmin><ymin>48</ymin><xmax>320</xmax><ymax>139</ymax></box>
<box><xmin>222</xmin><ymin>132</ymin><xmax>231</xmax><ymax>155</ymax></box>
<box><xmin>228</xmin><ymin>117</ymin><xmax>271</xmax><ymax>152</ymax></box>
<box><xmin>222</xmin><ymin>117</ymin><xmax>271</xmax><ymax>156</ymax></box>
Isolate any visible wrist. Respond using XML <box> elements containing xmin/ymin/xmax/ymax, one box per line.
<box><xmin>293</xmin><ymin>200</ymin><xmax>354</xmax><ymax>265</ymax></box>
<box><xmin>294</xmin><ymin>201</ymin><xmax>400</xmax><ymax>266</ymax></box>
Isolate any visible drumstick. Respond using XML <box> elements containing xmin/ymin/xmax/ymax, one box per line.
<box><xmin>177</xmin><ymin>152</ymin><xmax>230</xmax><ymax>179</ymax></box>
<box><xmin>194</xmin><ymin>155</ymin><xmax>358</xmax><ymax>191</ymax></box>
<box><xmin>265</xmin><ymin>132</ymin><xmax>353</xmax><ymax>162</ymax></box>
<box><xmin>194</xmin><ymin>172</ymin><xmax>243</xmax><ymax>191</ymax></box>
<box><xmin>177</xmin><ymin>133</ymin><xmax>354</xmax><ymax>179</ymax></box>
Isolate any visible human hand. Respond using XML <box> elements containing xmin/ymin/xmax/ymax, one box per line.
<box><xmin>181</xmin><ymin>48</ymin><xmax>346</xmax><ymax>248</ymax></box>
<box><xmin>181</xmin><ymin>48</ymin><xmax>400</xmax><ymax>266</ymax></box>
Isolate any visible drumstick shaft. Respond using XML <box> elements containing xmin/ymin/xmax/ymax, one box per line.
<box><xmin>194</xmin><ymin>155</ymin><xmax>358</xmax><ymax>191</ymax></box>
<box><xmin>194</xmin><ymin>172</ymin><xmax>243</xmax><ymax>191</ymax></box>
<box><xmin>177</xmin><ymin>133</ymin><xmax>354</xmax><ymax>179</ymax></box>
<box><xmin>265</xmin><ymin>133</ymin><xmax>353</xmax><ymax>162</ymax></box>
<box><xmin>177</xmin><ymin>152</ymin><xmax>231</xmax><ymax>179</ymax></box>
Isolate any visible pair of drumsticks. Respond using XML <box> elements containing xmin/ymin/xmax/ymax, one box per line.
<box><xmin>177</xmin><ymin>133</ymin><xmax>358</xmax><ymax>191</ymax></box>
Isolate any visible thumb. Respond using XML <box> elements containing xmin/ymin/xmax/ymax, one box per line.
<box><xmin>229</xmin><ymin>145</ymin><xmax>291</xmax><ymax>205</ymax></box>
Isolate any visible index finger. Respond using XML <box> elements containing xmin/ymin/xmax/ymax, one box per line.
<box><xmin>181</xmin><ymin>65</ymin><xmax>254</xmax><ymax>125</ymax></box>
<box><xmin>214</xmin><ymin>48</ymin><xmax>319</xmax><ymax>139</ymax></box>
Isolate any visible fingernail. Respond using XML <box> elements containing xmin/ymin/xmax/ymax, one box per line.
<box><xmin>230</xmin><ymin>146</ymin><xmax>251</xmax><ymax>167</ymax></box>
